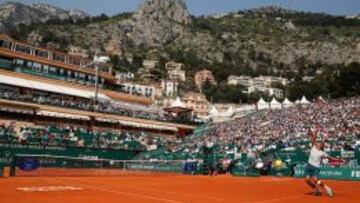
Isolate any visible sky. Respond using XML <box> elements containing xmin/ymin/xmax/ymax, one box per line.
<box><xmin>1</xmin><ymin>0</ymin><xmax>359</xmax><ymax>17</ymax></box>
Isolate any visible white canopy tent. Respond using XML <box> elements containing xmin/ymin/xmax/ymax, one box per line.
<box><xmin>235</xmin><ymin>104</ymin><xmax>256</xmax><ymax>112</ymax></box>
<box><xmin>270</xmin><ymin>98</ymin><xmax>282</xmax><ymax>109</ymax></box>
<box><xmin>225</xmin><ymin>106</ymin><xmax>234</xmax><ymax>117</ymax></box>
<box><xmin>209</xmin><ymin>106</ymin><xmax>219</xmax><ymax>116</ymax></box>
<box><xmin>0</xmin><ymin>74</ymin><xmax>110</xmax><ymax>101</ymax></box>
<box><xmin>282</xmin><ymin>98</ymin><xmax>294</xmax><ymax>108</ymax></box>
<box><xmin>171</xmin><ymin>97</ymin><xmax>186</xmax><ymax>108</ymax></box>
<box><xmin>233</xmin><ymin>104</ymin><xmax>256</xmax><ymax>119</ymax></box>
<box><xmin>257</xmin><ymin>97</ymin><xmax>269</xmax><ymax>110</ymax></box>
<box><xmin>300</xmin><ymin>96</ymin><xmax>310</xmax><ymax>105</ymax></box>
<box><xmin>209</xmin><ymin>106</ymin><xmax>234</xmax><ymax>123</ymax></box>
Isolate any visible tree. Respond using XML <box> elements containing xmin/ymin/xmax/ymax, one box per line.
<box><xmin>202</xmin><ymin>81</ymin><xmax>247</xmax><ymax>104</ymax></box>
<box><xmin>335</xmin><ymin>62</ymin><xmax>360</xmax><ymax>97</ymax></box>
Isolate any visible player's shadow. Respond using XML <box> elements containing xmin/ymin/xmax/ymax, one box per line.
<box><xmin>304</xmin><ymin>192</ymin><xmax>322</xmax><ymax>197</ymax></box>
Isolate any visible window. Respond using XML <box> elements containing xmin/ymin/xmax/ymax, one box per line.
<box><xmin>35</xmin><ymin>49</ymin><xmax>49</xmax><ymax>58</ymax></box>
<box><xmin>26</xmin><ymin>61</ymin><xmax>33</xmax><ymax>68</ymax></box>
<box><xmin>33</xmin><ymin>63</ymin><xmax>42</xmax><ymax>72</ymax></box>
<box><xmin>69</xmin><ymin>57</ymin><xmax>81</xmax><ymax>66</ymax></box>
<box><xmin>15</xmin><ymin>59</ymin><xmax>24</xmax><ymax>66</ymax></box>
<box><xmin>0</xmin><ymin>40</ymin><xmax>11</xmax><ymax>49</ymax></box>
<box><xmin>15</xmin><ymin>44</ymin><xmax>31</xmax><ymax>54</ymax></box>
<box><xmin>49</xmin><ymin>66</ymin><xmax>57</xmax><ymax>74</ymax></box>
<box><xmin>43</xmin><ymin>65</ymin><xmax>49</xmax><ymax>73</ymax></box>
<box><xmin>54</xmin><ymin>54</ymin><xmax>66</xmax><ymax>62</ymax></box>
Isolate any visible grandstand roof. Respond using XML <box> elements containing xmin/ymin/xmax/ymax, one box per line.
<box><xmin>0</xmin><ymin>69</ymin><xmax>152</xmax><ymax>105</ymax></box>
<box><xmin>0</xmin><ymin>73</ymin><xmax>110</xmax><ymax>100</ymax></box>
<box><xmin>164</xmin><ymin>97</ymin><xmax>192</xmax><ymax>114</ymax></box>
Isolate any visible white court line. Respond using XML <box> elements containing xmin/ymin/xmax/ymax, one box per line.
<box><xmin>44</xmin><ymin>177</ymin><xmax>186</xmax><ymax>203</ymax></box>
<box><xmin>252</xmin><ymin>187</ymin><xmax>360</xmax><ymax>203</ymax></box>
<box><xmin>17</xmin><ymin>186</ymin><xmax>83</xmax><ymax>192</ymax></box>
<box><xmin>50</xmin><ymin>176</ymin><xmax>231</xmax><ymax>202</ymax></box>
<box><xmin>90</xmin><ymin>181</ymin><xmax>231</xmax><ymax>202</ymax></box>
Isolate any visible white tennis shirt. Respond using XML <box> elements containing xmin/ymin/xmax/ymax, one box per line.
<box><xmin>308</xmin><ymin>146</ymin><xmax>328</xmax><ymax>168</ymax></box>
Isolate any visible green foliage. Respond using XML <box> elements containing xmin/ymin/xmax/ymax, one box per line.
<box><xmin>202</xmin><ymin>80</ymin><xmax>247</xmax><ymax>103</ymax></box>
<box><xmin>287</xmin><ymin>79</ymin><xmax>328</xmax><ymax>101</ymax></box>
<box><xmin>286</xmin><ymin>62</ymin><xmax>360</xmax><ymax>100</ymax></box>
<box><xmin>334</xmin><ymin>62</ymin><xmax>360</xmax><ymax>97</ymax></box>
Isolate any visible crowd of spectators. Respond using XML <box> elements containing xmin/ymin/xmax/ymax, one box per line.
<box><xmin>142</xmin><ymin>97</ymin><xmax>360</xmax><ymax>168</ymax></box>
<box><xmin>0</xmin><ymin>122</ymin><xmax>170</xmax><ymax>151</ymax></box>
<box><xmin>0</xmin><ymin>85</ymin><xmax>166</xmax><ymax>121</ymax></box>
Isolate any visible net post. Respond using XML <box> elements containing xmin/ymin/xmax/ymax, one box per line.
<box><xmin>9</xmin><ymin>155</ymin><xmax>17</xmax><ymax>177</ymax></box>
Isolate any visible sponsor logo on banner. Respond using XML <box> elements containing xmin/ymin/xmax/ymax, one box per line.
<box><xmin>351</xmin><ymin>170</ymin><xmax>360</xmax><ymax>178</ymax></box>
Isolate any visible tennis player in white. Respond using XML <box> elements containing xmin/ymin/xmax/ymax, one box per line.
<box><xmin>304</xmin><ymin>128</ymin><xmax>342</xmax><ymax>197</ymax></box>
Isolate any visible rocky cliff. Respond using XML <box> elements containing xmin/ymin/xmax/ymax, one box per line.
<box><xmin>2</xmin><ymin>0</ymin><xmax>360</xmax><ymax>80</ymax></box>
<box><xmin>0</xmin><ymin>2</ymin><xmax>88</xmax><ymax>31</ymax></box>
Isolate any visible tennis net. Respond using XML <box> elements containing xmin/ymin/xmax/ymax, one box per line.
<box><xmin>9</xmin><ymin>154</ymin><xmax>185</xmax><ymax>177</ymax></box>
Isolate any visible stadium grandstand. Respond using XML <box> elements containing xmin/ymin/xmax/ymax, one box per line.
<box><xmin>135</xmin><ymin>97</ymin><xmax>360</xmax><ymax>175</ymax></box>
<box><xmin>0</xmin><ymin>34</ymin><xmax>196</xmax><ymax>130</ymax></box>
<box><xmin>0</xmin><ymin>34</ymin><xmax>197</xmax><ymax>176</ymax></box>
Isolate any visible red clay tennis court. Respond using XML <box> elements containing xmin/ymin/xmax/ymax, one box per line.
<box><xmin>1</xmin><ymin>173</ymin><xmax>360</xmax><ymax>203</ymax></box>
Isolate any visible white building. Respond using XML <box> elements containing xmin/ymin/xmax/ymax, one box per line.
<box><xmin>228</xmin><ymin>75</ymin><xmax>287</xmax><ymax>98</ymax></box>
<box><xmin>247</xmin><ymin>86</ymin><xmax>284</xmax><ymax>98</ymax></box>
<box><xmin>121</xmin><ymin>83</ymin><xmax>156</xmax><ymax>100</ymax></box>
<box><xmin>115</xmin><ymin>72</ymin><xmax>134</xmax><ymax>83</ymax></box>
<box><xmin>228</xmin><ymin>75</ymin><xmax>253</xmax><ymax>86</ymax></box>
<box><xmin>166</xmin><ymin>62</ymin><xmax>186</xmax><ymax>82</ymax></box>
<box><xmin>142</xmin><ymin>60</ymin><xmax>159</xmax><ymax>69</ymax></box>
<box><xmin>228</xmin><ymin>75</ymin><xmax>288</xmax><ymax>87</ymax></box>
<box><xmin>161</xmin><ymin>80</ymin><xmax>179</xmax><ymax>97</ymax></box>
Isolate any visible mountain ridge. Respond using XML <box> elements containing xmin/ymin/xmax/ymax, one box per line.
<box><xmin>1</xmin><ymin>0</ymin><xmax>360</xmax><ymax>83</ymax></box>
<box><xmin>0</xmin><ymin>1</ymin><xmax>88</xmax><ymax>32</ymax></box>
